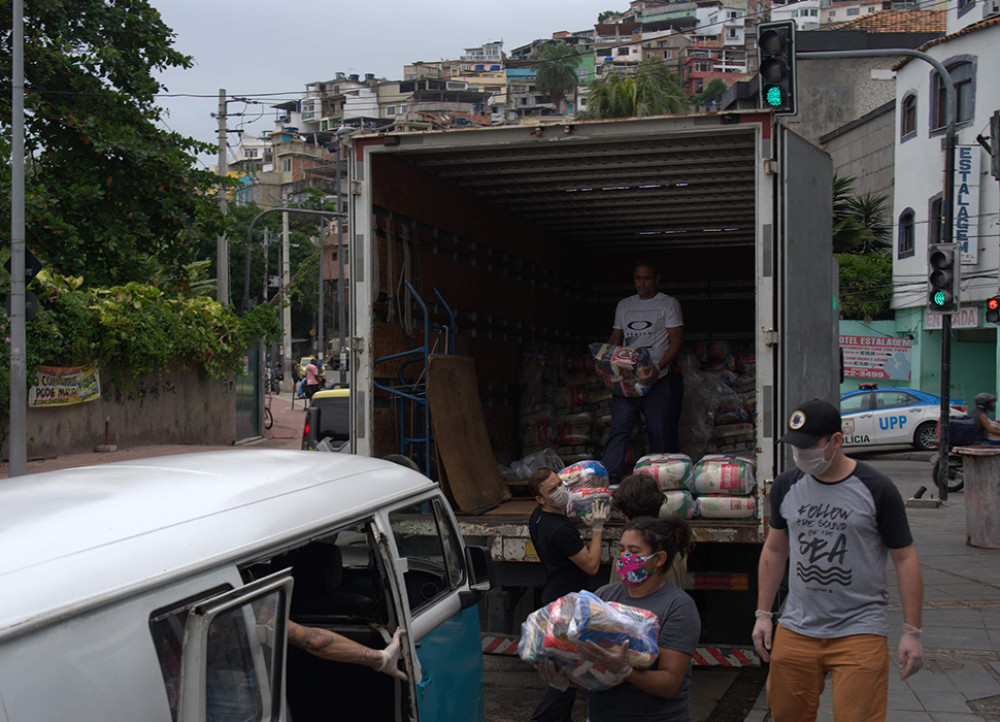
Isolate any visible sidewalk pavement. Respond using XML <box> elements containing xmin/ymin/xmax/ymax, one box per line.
<box><xmin>0</xmin><ymin>390</ymin><xmax>308</xmax><ymax>477</ymax></box>
<box><xmin>745</xmin><ymin>460</ymin><xmax>1000</xmax><ymax>722</ymax></box>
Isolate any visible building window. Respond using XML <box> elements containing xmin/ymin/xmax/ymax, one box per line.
<box><xmin>282</xmin><ymin>159</ymin><xmax>291</xmax><ymax>173</ymax></box>
<box><xmin>830</xmin><ymin>9</ymin><xmax>836</xmax><ymax>15</ymax></box>
<box><xmin>898</xmin><ymin>208</ymin><xmax>915</xmax><ymax>259</ymax></box>
<box><xmin>931</xmin><ymin>58</ymin><xmax>975</xmax><ymax>132</ymax></box>
<box><xmin>958</xmin><ymin>0</ymin><xmax>975</xmax><ymax>17</ymax></box>
<box><xmin>928</xmin><ymin>194</ymin><xmax>942</xmax><ymax>246</ymax></box>
<box><xmin>385</xmin><ymin>106</ymin><xmax>396</xmax><ymax>116</ymax></box>
<box><xmin>245</xmin><ymin>148</ymin><xmax>258</xmax><ymax>158</ymax></box>
<box><xmin>900</xmin><ymin>92</ymin><xmax>917</xmax><ymax>140</ymax></box>
<box><xmin>847</xmin><ymin>7</ymin><xmax>860</xmax><ymax>14</ymax></box>
<box><xmin>617</xmin><ymin>47</ymin><xmax>629</xmax><ymax>56</ymax></box>
<box><xmin>664</xmin><ymin>50</ymin><xmax>673</xmax><ymax>58</ymax></box>
<box><xmin>867</xmin><ymin>5</ymin><xmax>876</xmax><ymax>10</ymax></box>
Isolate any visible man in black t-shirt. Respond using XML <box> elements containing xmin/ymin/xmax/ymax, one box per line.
<box><xmin>528</xmin><ymin>467</ymin><xmax>608</xmax><ymax>722</ymax></box>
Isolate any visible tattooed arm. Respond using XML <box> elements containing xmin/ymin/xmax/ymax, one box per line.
<box><xmin>287</xmin><ymin>620</ymin><xmax>407</xmax><ymax>680</ymax></box>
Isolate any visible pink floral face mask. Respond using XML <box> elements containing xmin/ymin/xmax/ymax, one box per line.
<box><xmin>616</xmin><ymin>552</ymin><xmax>655</xmax><ymax>587</ymax></box>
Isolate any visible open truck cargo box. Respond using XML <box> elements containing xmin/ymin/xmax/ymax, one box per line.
<box><xmin>346</xmin><ymin>113</ymin><xmax>837</xmax><ymax>642</ymax></box>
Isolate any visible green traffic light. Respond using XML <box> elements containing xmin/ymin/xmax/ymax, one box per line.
<box><xmin>933</xmin><ymin>290</ymin><xmax>947</xmax><ymax>306</ymax></box>
<box><xmin>765</xmin><ymin>86</ymin><xmax>785</xmax><ymax>107</ymax></box>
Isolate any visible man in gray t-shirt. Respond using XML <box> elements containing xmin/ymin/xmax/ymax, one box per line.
<box><xmin>752</xmin><ymin>399</ymin><xmax>924</xmax><ymax>721</ymax></box>
<box><xmin>601</xmin><ymin>261</ymin><xmax>684</xmax><ymax>485</ymax></box>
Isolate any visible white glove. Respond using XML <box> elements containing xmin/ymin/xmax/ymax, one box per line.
<box><xmin>898</xmin><ymin>624</ymin><xmax>923</xmax><ymax>680</ymax></box>
<box><xmin>752</xmin><ymin>615</ymin><xmax>774</xmax><ymax>662</ymax></box>
<box><xmin>377</xmin><ymin>629</ymin><xmax>408</xmax><ymax>681</ymax></box>
<box><xmin>583</xmin><ymin>500</ymin><xmax>611</xmax><ymax>532</ymax></box>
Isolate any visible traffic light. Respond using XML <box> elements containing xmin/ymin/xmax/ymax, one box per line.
<box><xmin>927</xmin><ymin>243</ymin><xmax>961</xmax><ymax>314</ymax></box>
<box><xmin>987</xmin><ymin>296</ymin><xmax>1000</xmax><ymax>324</ymax></box>
<box><xmin>756</xmin><ymin>20</ymin><xmax>797</xmax><ymax>115</ymax></box>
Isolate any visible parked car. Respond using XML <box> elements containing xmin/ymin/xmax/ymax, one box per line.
<box><xmin>303</xmin><ymin>388</ymin><xmax>350</xmax><ymax>450</ymax></box>
<box><xmin>840</xmin><ymin>384</ymin><xmax>966</xmax><ymax>451</ymax></box>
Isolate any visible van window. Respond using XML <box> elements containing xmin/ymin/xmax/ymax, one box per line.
<box><xmin>388</xmin><ymin>498</ymin><xmax>466</xmax><ymax>614</ymax></box>
<box><xmin>150</xmin><ymin>585</ymin><xmax>285</xmax><ymax>722</ymax></box>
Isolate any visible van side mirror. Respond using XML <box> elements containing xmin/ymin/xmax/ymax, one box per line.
<box><xmin>465</xmin><ymin>545</ymin><xmax>494</xmax><ymax>592</ymax></box>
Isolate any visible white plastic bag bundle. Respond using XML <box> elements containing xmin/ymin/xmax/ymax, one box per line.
<box><xmin>659</xmin><ymin>490</ymin><xmax>698</xmax><ymax>520</ymax></box>
<box><xmin>697</xmin><ymin>495</ymin><xmax>756</xmax><ymax>519</ymax></box>
<box><xmin>690</xmin><ymin>458</ymin><xmax>756</xmax><ymax>495</ymax></box>
<box><xmin>633</xmin><ymin>453</ymin><xmax>693</xmax><ymax>491</ymax></box>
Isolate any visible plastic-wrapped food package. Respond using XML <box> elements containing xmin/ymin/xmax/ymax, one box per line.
<box><xmin>553</xmin><ymin>386</ymin><xmax>591</xmax><ymax>412</ymax></box>
<box><xmin>520</xmin><ymin>423</ymin><xmax>553</xmax><ymax>450</ymax></box>
<box><xmin>567</xmin><ymin>591</ymin><xmax>660</xmax><ymax>669</ymax></box>
<box><xmin>712</xmin><ymin>422</ymin><xmax>754</xmax><ymax>445</ymax></box>
<box><xmin>590</xmin><ymin>342</ymin><xmax>657</xmax><ymax>397</ymax></box>
<box><xmin>510</xmin><ymin>448</ymin><xmax>565</xmax><ymax>480</ymax></box>
<box><xmin>558</xmin><ymin>447</ymin><xmax>595</xmax><ymax>465</ymax></box>
<box><xmin>556</xmin><ymin>423</ymin><xmax>594</xmax><ymax>446</ymax></box>
<box><xmin>690</xmin><ymin>458</ymin><xmax>756</xmax><ymax>495</ymax></box>
<box><xmin>715</xmin><ymin>407</ymin><xmax>750</xmax><ymax>425</ymax></box>
<box><xmin>633</xmin><ymin>453</ymin><xmax>693</xmax><ymax>491</ymax></box>
<box><xmin>558</xmin><ymin>460</ymin><xmax>609</xmax><ymax>489</ymax></box>
<box><xmin>701</xmin><ymin>453</ymin><xmax>757</xmax><ymax>470</ymax></box>
<box><xmin>698</xmin><ymin>495</ymin><xmax>756</xmax><ymax>519</ymax></box>
<box><xmin>659</xmin><ymin>489</ymin><xmax>698</xmax><ymax>520</ymax></box>
<box><xmin>518</xmin><ymin>592</ymin><xmax>660</xmax><ymax>691</ymax></box>
<box><xmin>565</xmin><ymin>487</ymin><xmax>612</xmax><ymax>524</ymax></box>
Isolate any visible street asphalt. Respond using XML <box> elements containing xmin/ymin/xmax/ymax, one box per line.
<box><xmin>4</xmin><ymin>411</ymin><xmax>998</xmax><ymax>721</ymax></box>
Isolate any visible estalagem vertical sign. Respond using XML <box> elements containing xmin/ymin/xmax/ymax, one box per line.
<box><xmin>956</xmin><ymin>145</ymin><xmax>981</xmax><ymax>264</ymax></box>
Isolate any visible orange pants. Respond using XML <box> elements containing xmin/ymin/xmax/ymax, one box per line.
<box><xmin>766</xmin><ymin>625</ymin><xmax>889</xmax><ymax>722</ymax></box>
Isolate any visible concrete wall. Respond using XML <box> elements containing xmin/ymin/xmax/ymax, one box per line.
<box><xmin>783</xmin><ymin>57</ymin><xmax>896</xmax><ymax>145</ymax></box>
<box><xmin>820</xmin><ymin>101</ymin><xmax>895</xmax><ymax>200</ymax></box>
<box><xmin>12</xmin><ymin>368</ymin><xmax>237</xmax><ymax>460</ymax></box>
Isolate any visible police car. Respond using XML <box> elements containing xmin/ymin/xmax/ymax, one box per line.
<box><xmin>840</xmin><ymin>384</ymin><xmax>966</xmax><ymax>451</ymax></box>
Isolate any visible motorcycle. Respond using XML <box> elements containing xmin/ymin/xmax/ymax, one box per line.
<box><xmin>930</xmin><ymin>453</ymin><xmax>964</xmax><ymax>493</ymax></box>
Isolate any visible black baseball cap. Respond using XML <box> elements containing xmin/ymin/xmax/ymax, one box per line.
<box><xmin>779</xmin><ymin>399</ymin><xmax>842</xmax><ymax>447</ymax></box>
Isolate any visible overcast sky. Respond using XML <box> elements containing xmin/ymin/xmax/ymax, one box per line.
<box><xmin>153</xmin><ymin>0</ymin><xmax>617</xmax><ymax>165</ymax></box>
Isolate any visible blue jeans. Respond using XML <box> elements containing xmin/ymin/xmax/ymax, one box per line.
<box><xmin>601</xmin><ymin>371</ymin><xmax>682</xmax><ymax>485</ymax></box>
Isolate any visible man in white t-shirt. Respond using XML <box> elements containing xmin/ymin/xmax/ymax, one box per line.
<box><xmin>601</xmin><ymin>262</ymin><xmax>684</xmax><ymax>485</ymax></box>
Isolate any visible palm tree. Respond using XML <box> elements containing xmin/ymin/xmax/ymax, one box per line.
<box><xmin>584</xmin><ymin>57</ymin><xmax>688</xmax><ymax>119</ymax></box>
<box><xmin>531</xmin><ymin>41</ymin><xmax>581</xmax><ymax>115</ymax></box>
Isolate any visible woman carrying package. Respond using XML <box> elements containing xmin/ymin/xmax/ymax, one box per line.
<box><xmin>543</xmin><ymin>517</ymin><xmax>701</xmax><ymax>721</ymax></box>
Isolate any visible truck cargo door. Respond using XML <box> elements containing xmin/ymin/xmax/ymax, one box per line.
<box><xmin>778</xmin><ymin>128</ymin><xmax>838</xmax><ymax>459</ymax></box>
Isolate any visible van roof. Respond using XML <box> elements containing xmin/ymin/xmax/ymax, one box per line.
<box><xmin>0</xmin><ymin>450</ymin><xmax>435</xmax><ymax>641</ymax></box>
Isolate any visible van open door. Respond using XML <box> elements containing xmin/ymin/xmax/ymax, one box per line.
<box><xmin>176</xmin><ymin>571</ymin><xmax>294</xmax><ymax>722</ymax></box>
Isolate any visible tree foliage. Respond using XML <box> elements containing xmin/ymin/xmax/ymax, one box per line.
<box><xmin>832</xmin><ymin>175</ymin><xmax>891</xmax><ymax>255</ymax></box>
<box><xmin>0</xmin><ymin>0</ymin><xmax>225</xmax><ymax>288</ymax></box>
<box><xmin>837</xmin><ymin>250</ymin><xmax>893</xmax><ymax>321</ymax></box>
<box><xmin>531</xmin><ymin>41</ymin><xmax>581</xmax><ymax>113</ymax></box>
<box><xmin>584</xmin><ymin>57</ymin><xmax>688</xmax><ymax>119</ymax></box>
<box><xmin>832</xmin><ymin>175</ymin><xmax>894</xmax><ymax>320</ymax></box>
<box><xmin>691</xmin><ymin>79</ymin><xmax>728</xmax><ymax>107</ymax></box>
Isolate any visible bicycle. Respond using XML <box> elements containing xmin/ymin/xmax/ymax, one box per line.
<box><xmin>263</xmin><ymin>390</ymin><xmax>274</xmax><ymax>430</ymax></box>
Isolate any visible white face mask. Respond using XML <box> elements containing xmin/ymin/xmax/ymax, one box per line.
<box><xmin>792</xmin><ymin>438</ymin><xmax>835</xmax><ymax>476</ymax></box>
<box><xmin>548</xmin><ymin>484</ymin><xmax>570</xmax><ymax>509</ymax></box>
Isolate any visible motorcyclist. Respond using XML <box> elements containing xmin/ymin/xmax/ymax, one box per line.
<box><xmin>970</xmin><ymin>393</ymin><xmax>1000</xmax><ymax>445</ymax></box>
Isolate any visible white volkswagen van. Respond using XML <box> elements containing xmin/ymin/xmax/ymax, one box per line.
<box><xmin>0</xmin><ymin>450</ymin><xmax>492</xmax><ymax>721</ymax></box>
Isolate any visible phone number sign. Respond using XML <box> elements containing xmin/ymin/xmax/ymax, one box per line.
<box><xmin>839</xmin><ymin>335</ymin><xmax>912</xmax><ymax>380</ymax></box>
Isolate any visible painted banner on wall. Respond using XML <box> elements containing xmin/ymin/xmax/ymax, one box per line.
<box><xmin>839</xmin><ymin>335</ymin><xmax>912</xmax><ymax>380</ymax></box>
<box><xmin>28</xmin><ymin>363</ymin><xmax>102</xmax><ymax>407</ymax></box>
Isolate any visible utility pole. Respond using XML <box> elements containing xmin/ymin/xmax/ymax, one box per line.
<box><xmin>282</xmin><ymin>209</ymin><xmax>293</xmax><ymax>393</ymax></box>
<box><xmin>8</xmin><ymin>0</ymin><xmax>26</xmax><ymax>477</ymax></box>
<box><xmin>216</xmin><ymin>89</ymin><xmax>230</xmax><ymax>306</ymax></box>
<box><xmin>318</xmin><ymin>219</ymin><xmax>325</xmax><ymax>366</ymax></box>
<box><xmin>335</xmin><ymin>137</ymin><xmax>348</xmax><ymax>387</ymax></box>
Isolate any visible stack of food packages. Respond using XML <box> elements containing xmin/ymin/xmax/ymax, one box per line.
<box><xmin>518</xmin><ymin>347</ymin><xmax>611</xmax><ymax>465</ymax></box>
<box><xmin>518</xmin><ymin>590</ymin><xmax>660</xmax><ymax>691</ymax></box>
<box><xmin>676</xmin><ymin>343</ymin><xmax>756</xmax><ymax>460</ymax></box>
<box><xmin>633</xmin><ymin>452</ymin><xmax>757</xmax><ymax>520</ymax></box>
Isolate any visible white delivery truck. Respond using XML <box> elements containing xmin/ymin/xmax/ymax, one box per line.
<box><xmin>345</xmin><ymin>112</ymin><xmax>839</xmax><ymax>651</ymax></box>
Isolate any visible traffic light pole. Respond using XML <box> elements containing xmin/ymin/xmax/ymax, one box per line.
<box><xmin>798</xmin><ymin>48</ymin><xmax>957</xmax><ymax>501</ymax></box>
